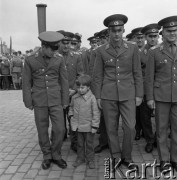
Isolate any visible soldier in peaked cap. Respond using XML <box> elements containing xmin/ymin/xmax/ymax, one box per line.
<box><xmin>71</xmin><ymin>33</ymin><xmax>82</xmax><ymax>52</ymax></box>
<box><xmin>131</xmin><ymin>27</ymin><xmax>145</xmax><ymax>51</ymax></box>
<box><xmin>145</xmin><ymin>16</ymin><xmax>177</xmax><ymax>172</ymax></box>
<box><xmin>131</xmin><ymin>27</ymin><xmax>146</xmax><ymax>142</ymax></box>
<box><xmin>93</xmin><ymin>14</ymin><xmax>143</xmax><ymax>170</ymax></box>
<box><xmin>22</xmin><ymin>31</ymin><xmax>69</xmax><ymax>170</ymax></box>
<box><xmin>58</xmin><ymin>30</ymin><xmax>84</xmax><ymax>152</ymax></box>
<box><xmin>97</xmin><ymin>28</ymin><xmax>109</xmax><ymax>45</ymax></box>
<box><xmin>88</xmin><ymin>31</ymin><xmax>110</xmax><ymax>154</ymax></box>
<box><xmin>137</xmin><ymin>23</ymin><xmax>161</xmax><ymax>153</ymax></box>
<box><xmin>126</xmin><ymin>32</ymin><xmax>135</xmax><ymax>41</ymax></box>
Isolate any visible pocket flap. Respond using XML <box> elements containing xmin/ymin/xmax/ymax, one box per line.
<box><xmin>154</xmin><ymin>82</ymin><xmax>160</xmax><ymax>87</ymax></box>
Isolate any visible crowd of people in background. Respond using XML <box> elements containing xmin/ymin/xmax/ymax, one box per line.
<box><xmin>0</xmin><ymin>50</ymin><xmax>37</xmax><ymax>90</ymax></box>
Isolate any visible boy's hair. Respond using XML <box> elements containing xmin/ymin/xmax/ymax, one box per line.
<box><xmin>76</xmin><ymin>74</ymin><xmax>91</xmax><ymax>87</ymax></box>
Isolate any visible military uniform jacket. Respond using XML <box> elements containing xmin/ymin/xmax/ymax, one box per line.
<box><xmin>63</xmin><ymin>51</ymin><xmax>84</xmax><ymax>90</ymax></box>
<box><xmin>145</xmin><ymin>42</ymin><xmax>177</xmax><ymax>102</ymax></box>
<box><xmin>140</xmin><ymin>44</ymin><xmax>151</xmax><ymax>92</ymax></box>
<box><xmin>93</xmin><ymin>41</ymin><xmax>143</xmax><ymax>101</ymax></box>
<box><xmin>80</xmin><ymin>50</ymin><xmax>90</xmax><ymax>75</ymax></box>
<box><xmin>11</xmin><ymin>56</ymin><xmax>23</xmax><ymax>73</ymax></box>
<box><xmin>22</xmin><ymin>50</ymin><xmax>69</xmax><ymax>108</ymax></box>
<box><xmin>1</xmin><ymin>59</ymin><xmax>10</xmax><ymax>75</ymax></box>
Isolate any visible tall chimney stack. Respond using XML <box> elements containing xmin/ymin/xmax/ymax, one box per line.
<box><xmin>36</xmin><ymin>4</ymin><xmax>47</xmax><ymax>34</ymax></box>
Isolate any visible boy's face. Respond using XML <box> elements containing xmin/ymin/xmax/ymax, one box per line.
<box><xmin>77</xmin><ymin>85</ymin><xmax>90</xmax><ymax>95</ymax></box>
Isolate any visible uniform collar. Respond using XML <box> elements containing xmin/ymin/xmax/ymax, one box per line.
<box><xmin>110</xmin><ymin>39</ymin><xmax>123</xmax><ymax>48</ymax></box>
<box><xmin>164</xmin><ymin>40</ymin><xmax>177</xmax><ymax>48</ymax></box>
<box><xmin>105</xmin><ymin>40</ymin><xmax>128</xmax><ymax>50</ymax></box>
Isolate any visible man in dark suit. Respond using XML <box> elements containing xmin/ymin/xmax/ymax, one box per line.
<box><xmin>93</xmin><ymin>14</ymin><xmax>143</xmax><ymax>170</ymax></box>
<box><xmin>145</xmin><ymin>16</ymin><xmax>177</xmax><ymax>172</ymax></box>
<box><xmin>22</xmin><ymin>31</ymin><xmax>69</xmax><ymax>170</ymax></box>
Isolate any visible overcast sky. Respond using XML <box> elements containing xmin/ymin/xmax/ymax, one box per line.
<box><xmin>1</xmin><ymin>0</ymin><xmax>177</xmax><ymax>53</ymax></box>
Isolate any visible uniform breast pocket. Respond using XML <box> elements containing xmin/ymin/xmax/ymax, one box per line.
<box><xmin>104</xmin><ymin>59</ymin><xmax>115</xmax><ymax>67</ymax></box>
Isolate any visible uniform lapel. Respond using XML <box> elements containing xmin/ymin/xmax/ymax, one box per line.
<box><xmin>105</xmin><ymin>44</ymin><xmax>118</xmax><ymax>58</ymax></box>
<box><xmin>35</xmin><ymin>51</ymin><xmax>48</xmax><ymax>67</ymax></box>
<box><xmin>45</xmin><ymin>56</ymin><xmax>56</xmax><ymax>70</ymax></box>
<box><xmin>116</xmin><ymin>42</ymin><xmax>127</xmax><ymax>58</ymax></box>
<box><xmin>174</xmin><ymin>52</ymin><xmax>177</xmax><ymax>61</ymax></box>
<box><xmin>161</xmin><ymin>43</ymin><xmax>174</xmax><ymax>61</ymax></box>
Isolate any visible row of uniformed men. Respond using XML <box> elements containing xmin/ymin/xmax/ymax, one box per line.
<box><xmin>22</xmin><ymin>14</ymin><xmax>177</xmax><ymax>172</ymax></box>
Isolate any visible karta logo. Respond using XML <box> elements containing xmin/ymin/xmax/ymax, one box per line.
<box><xmin>104</xmin><ymin>158</ymin><xmax>176</xmax><ymax>179</ymax></box>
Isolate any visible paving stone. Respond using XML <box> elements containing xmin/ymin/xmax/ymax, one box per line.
<box><xmin>5</xmin><ymin>166</ymin><xmax>18</xmax><ymax>174</ymax></box>
<box><xmin>9</xmin><ymin>148</ymin><xmax>22</xmax><ymax>155</ymax></box>
<box><xmin>0</xmin><ymin>174</ymin><xmax>12</xmax><ymax>180</ymax></box>
<box><xmin>31</xmin><ymin>161</ymin><xmax>42</xmax><ymax>169</ymax></box>
<box><xmin>0</xmin><ymin>169</ymin><xmax>5</xmax><ymax>175</ymax></box>
<box><xmin>23</xmin><ymin>156</ymin><xmax>36</xmax><ymax>163</ymax></box>
<box><xmin>4</xmin><ymin>155</ymin><xmax>17</xmax><ymax>161</ymax></box>
<box><xmin>18</xmin><ymin>164</ymin><xmax>31</xmax><ymax>172</ymax></box>
<box><xmin>73</xmin><ymin>173</ymin><xmax>85</xmax><ymax>180</ymax></box>
<box><xmin>48</xmin><ymin>170</ymin><xmax>61</xmax><ymax>178</ymax></box>
<box><xmin>16</xmin><ymin>153</ymin><xmax>29</xmax><ymax>159</ymax></box>
<box><xmin>11</xmin><ymin>158</ymin><xmax>24</xmax><ymax>166</ymax></box>
<box><xmin>0</xmin><ymin>161</ymin><xmax>11</xmax><ymax>168</ymax></box>
<box><xmin>61</xmin><ymin>169</ymin><xmax>74</xmax><ymax>176</ymax></box>
<box><xmin>35</xmin><ymin>176</ymin><xmax>48</xmax><ymax>180</ymax></box>
<box><xmin>11</xmin><ymin>173</ymin><xmax>25</xmax><ymax>180</ymax></box>
<box><xmin>24</xmin><ymin>169</ymin><xmax>38</xmax><ymax>179</ymax></box>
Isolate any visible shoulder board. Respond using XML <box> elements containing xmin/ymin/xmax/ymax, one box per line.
<box><xmin>70</xmin><ymin>52</ymin><xmax>74</xmax><ymax>56</ymax></box>
<box><xmin>27</xmin><ymin>51</ymin><xmax>38</xmax><ymax>58</ymax></box>
<box><xmin>54</xmin><ymin>52</ymin><xmax>63</xmax><ymax>58</ymax></box>
<box><xmin>150</xmin><ymin>43</ymin><xmax>162</xmax><ymax>50</ymax></box>
<box><xmin>125</xmin><ymin>40</ymin><xmax>136</xmax><ymax>45</ymax></box>
<box><xmin>144</xmin><ymin>49</ymin><xmax>148</xmax><ymax>55</ymax></box>
<box><xmin>105</xmin><ymin>44</ymin><xmax>110</xmax><ymax>50</ymax></box>
<box><xmin>123</xmin><ymin>42</ymin><xmax>128</xmax><ymax>48</ymax></box>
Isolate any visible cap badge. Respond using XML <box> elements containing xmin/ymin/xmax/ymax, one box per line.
<box><xmin>170</xmin><ymin>22</ymin><xmax>175</xmax><ymax>26</ymax></box>
<box><xmin>152</xmin><ymin>29</ymin><xmax>156</xmax><ymax>32</ymax></box>
<box><xmin>114</xmin><ymin>21</ymin><xmax>119</xmax><ymax>25</ymax></box>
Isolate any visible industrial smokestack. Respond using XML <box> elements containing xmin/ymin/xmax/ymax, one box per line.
<box><xmin>36</xmin><ymin>4</ymin><xmax>47</xmax><ymax>34</ymax></box>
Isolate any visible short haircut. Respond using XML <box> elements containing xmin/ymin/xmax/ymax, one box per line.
<box><xmin>76</xmin><ymin>74</ymin><xmax>91</xmax><ymax>87</ymax></box>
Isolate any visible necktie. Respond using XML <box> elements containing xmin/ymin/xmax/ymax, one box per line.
<box><xmin>170</xmin><ymin>44</ymin><xmax>176</xmax><ymax>58</ymax></box>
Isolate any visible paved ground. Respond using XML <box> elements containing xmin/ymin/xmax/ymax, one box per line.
<box><xmin>0</xmin><ymin>90</ymin><xmax>176</xmax><ymax>180</ymax></box>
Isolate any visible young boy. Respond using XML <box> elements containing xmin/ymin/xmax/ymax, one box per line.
<box><xmin>69</xmin><ymin>74</ymin><xmax>100</xmax><ymax>169</ymax></box>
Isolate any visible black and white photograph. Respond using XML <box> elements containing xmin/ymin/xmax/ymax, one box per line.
<box><xmin>1</xmin><ymin>0</ymin><xmax>177</xmax><ymax>179</ymax></box>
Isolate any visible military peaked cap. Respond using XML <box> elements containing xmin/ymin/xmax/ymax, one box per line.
<box><xmin>126</xmin><ymin>33</ymin><xmax>134</xmax><ymax>40</ymax></box>
<box><xmin>158</xmin><ymin>16</ymin><xmax>177</xmax><ymax>28</ymax></box>
<box><xmin>97</xmin><ymin>28</ymin><xmax>109</xmax><ymax>38</ymax></box>
<box><xmin>57</xmin><ymin>30</ymin><xmax>74</xmax><ymax>41</ymax></box>
<box><xmin>141</xmin><ymin>23</ymin><xmax>161</xmax><ymax>35</ymax></box>
<box><xmin>87</xmin><ymin>36</ymin><xmax>97</xmax><ymax>42</ymax></box>
<box><xmin>131</xmin><ymin>27</ymin><xmax>143</xmax><ymax>35</ymax></box>
<box><xmin>38</xmin><ymin>31</ymin><xmax>64</xmax><ymax>46</ymax></box>
<box><xmin>104</xmin><ymin>14</ymin><xmax>128</xmax><ymax>27</ymax></box>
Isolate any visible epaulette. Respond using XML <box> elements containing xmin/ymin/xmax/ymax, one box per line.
<box><xmin>125</xmin><ymin>40</ymin><xmax>136</xmax><ymax>45</ymax></box>
<box><xmin>54</xmin><ymin>52</ymin><xmax>63</xmax><ymax>58</ymax></box>
<box><xmin>123</xmin><ymin>42</ymin><xmax>128</xmax><ymax>48</ymax></box>
<box><xmin>27</xmin><ymin>49</ymin><xmax>40</xmax><ymax>58</ymax></box>
<box><xmin>70</xmin><ymin>52</ymin><xmax>74</xmax><ymax>57</ymax></box>
<box><xmin>105</xmin><ymin>44</ymin><xmax>110</xmax><ymax>50</ymax></box>
<box><xmin>150</xmin><ymin>43</ymin><xmax>162</xmax><ymax>50</ymax></box>
<box><xmin>144</xmin><ymin>49</ymin><xmax>148</xmax><ymax>55</ymax></box>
